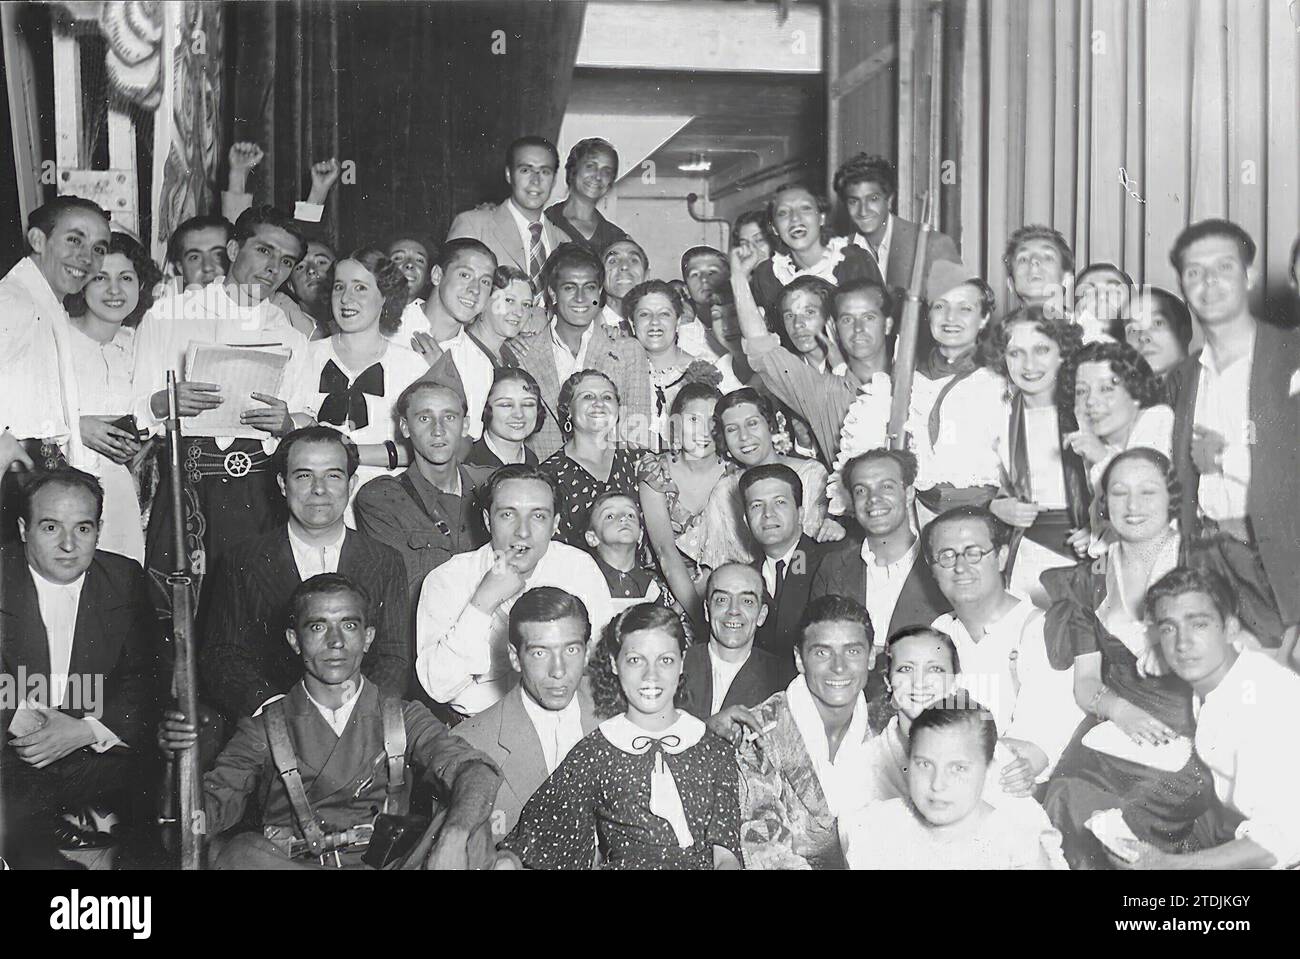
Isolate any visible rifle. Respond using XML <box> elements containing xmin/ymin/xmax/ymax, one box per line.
<box><xmin>886</xmin><ymin>190</ymin><xmax>934</xmax><ymax>450</ymax></box>
<box><xmin>159</xmin><ymin>371</ymin><xmax>204</xmax><ymax>869</ymax></box>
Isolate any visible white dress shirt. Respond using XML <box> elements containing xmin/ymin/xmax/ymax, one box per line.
<box><xmin>389</xmin><ymin>300</ymin><xmax>431</xmax><ymax>348</ymax></box>
<box><xmin>856</xmin><ymin>213</ymin><xmax>895</xmax><ymax>279</ymax></box>
<box><xmin>436</xmin><ymin>327</ymin><xmax>494</xmax><ymax>440</ymax></box>
<box><xmin>784</xmin><ymin>675</ymin><xmax>875</xmax><ymax>819</ymax></box>
<box><xmin>519</xmin><ymin>689</ymin><xmax>586</xmax><ymax>774</ymax></box>
<box><xmin>303</xmin><ymin>677</ymin><xmax>364</xmax><ymax>737</ymax></box>
<box><xmin>1192</xmin><ymin>335</ymin><xmax>1254</xmax><ymax>521</ymax></box>
<box><xmin>761</xmin><ymin>539</ymin><xmax>802</xmax><ymax>597</ymax></box>
<box><xmin>707</xmin><ymin>642</ymin><xmax>751</xmax><ymax>715</ymax></box>
<box><xmin>861</xmin><ymin>540</ymin><xmax>919</xmax><ymax>646</ymax></box>
<box><xmin>600</xmin><ymin>304</ymin><xmax>624</xmax><ymax>331</ymax></box>
<box><xmin>287</xmin><ymin>522</ymin><xmax>346</xmax><ymax>579</ymax></box>
<box><xmin>30</xmin><ymin>569</ymin><xmax>119</xmax><ymax>749</ymax></box>
<box><xmin>129</xmin><ymin>280</ymin><xmax>309</xmax><ymax>453</ymax></box>
<box><xmin>932</xmin><ymin>599</ymin><xmax>1081</xmax><ymax>775</ymax></box>
<box><xmin>415</xmin><ymin>541</ymin><xmax>615</xmax><ymax>715</ymax></box>
<box><xmin>1192</xmin><ymin>647</ymin><xmax>1300</xmax><ymax>868</ymax></box>
<box><xmin>549</xmin><ymin>319</ymin><xmax>596</xmax><ymax>384</ymax></box>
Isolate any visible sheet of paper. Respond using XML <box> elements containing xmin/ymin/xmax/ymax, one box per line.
<box><xmin>183</xmin><ymin>342</ymin><xmax>291</xmax><ymax>439</ymax></box>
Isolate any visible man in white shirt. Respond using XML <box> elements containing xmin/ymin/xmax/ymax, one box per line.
<box><xmin>1</xmin><ymin>470</ymin><xmax>157</xmax><ymax>867</ymax></box>
<box><xmin>925</xmin><ymin>505</ymin><xmax>1082</xmax><ymax>790</ymax></box>
<box><xmin>1</xmin><ymin>197</ymin><xmax>110</xmax><ymax>540</ymax></box>
<box><xmin>201</xmin><ymin>427</ymin><xmax>410</xmax><ymax>722</ymax></box>
<box><xmin>131</xmin><ymin>204</ymin><xmax>312</xmax><ymax>599</ymax></box>
<box><xmin>1113</xmin><ymin>567</ymin><xmax>1300</xmax><ymax>869</ymax></box>
<box><xmin>811</xmin><ymin>448</ymin><xmax>951</xmax><ymax>702</ymax></box>
<box><xmin>389</xmin><ymin>238</ymin><xmax>498</xmax><ymax>443</ymax></box>
<box><xmin>453</xmin><ymin>586</ymin><xmax>599</xmax><ymax>839</ymax></box>
<box><xmin>1166</xmin><ymin>219</ymin><xmax>1300</xmax><ymax>650</ymax></box>
<box><xmin>679</xmin><ymin>563</ymin><xmax>788</xmax><ymax>721</ymax></box>
<box><xmin>415</xmin><ymin>464</ymin><xmax>613</xmax><ymax>717</ymax></box>
<box><xmin>161</xmin><ymin>572</ymin><xmax>504</xmax><ymax>870</ymax></box>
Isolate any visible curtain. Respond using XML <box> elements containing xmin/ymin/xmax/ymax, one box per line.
<box><xmin>933</xmin><ymin>0</ymin><xmax>1300</xmax><ymax>320</ymax></box>
<box><xmin>224</xmin><ymin>0</ymin><xmax>586</xmax><ymax>249</ymax></box>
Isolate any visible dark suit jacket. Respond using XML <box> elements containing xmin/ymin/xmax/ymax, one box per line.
<box><xmin>809</xmin><ymin>538</ymin><xmax>951</xmax><ymax>640</ymax></box>
<box><xmin>452</xmin><ymin>683</ymin><xmax>598</xmax><ymax>839</ymax></box>
<box><xmin>678</xmin><ymin>643</ymin><xmax>789</xmax><ymax>721</ymax></box>
<box><xmin>882</xmin><ymin>216</ymin><xmax>962</xmax><ymax>295</ymax></box>
<box><xmin>752</xmin><ymin>534</ymin><xmax>828</xmax><ymax>660</ymax></box>
<box><xmin>203</xmin><ymin>680</ymin><xmax>495</xmax><ymax>840</ymax></box>
<box><xmin>507</xmin><ymin>320</ymin><xmax>653</xmax><ymax>459</ymax></box>
<box><xmin>353</xmin><ymin>463</ymin><xmax>493</xmax><ymax>602</ymax></box>
<box><xmin>1167</xmin><ymin>321</ymin><xmax>1300</xmax><ymax>623</ymax></box>
<box><xmin>0</xmin><ymin>546</ymin><xmax>157</xmax><ymax>749</ymax></box>
<box><xmin>200</xmin><ymin>527</ymin><xmax>411</xmax><ymax>720</ymax></box>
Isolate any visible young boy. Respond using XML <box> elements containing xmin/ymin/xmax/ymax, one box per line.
<box><xmin>582</xmin><ymin>490</ymin><xmax>693</xmax><ymax>637</ymax></box>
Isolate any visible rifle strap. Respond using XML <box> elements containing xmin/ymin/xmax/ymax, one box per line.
<box><xmin>381</xmin><ymin>696</ymin><xmax>408</xmax><ymax>798</ymax></box>
<box><xmin>264</xmin><ymin>700</ymin><xmax>327</xmax><ymax>857</ymax></box>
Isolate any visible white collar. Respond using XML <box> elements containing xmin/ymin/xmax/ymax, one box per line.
<box><xmin>287</xmin><ymin>521</ymin><xmax>346</xmax><ymax>555</ymax></box>
<box><xmin>785</xmin><ymin>674</ymin><xmax>870</xmax><ymax>761</ymax></box>
<box><xmin>438</xmin><ymin>325</ymin><xmax>470</xmax><ymax>350</ymax></box>
<box><xmin>598</xmin><ymin>712</ymin><xmax>705</xmax><ymax>755</ymax></box>
<box><xmin>303</xmin><ymin>676</ymin><xmax>364</xmax><ymax>717</ymax></box>
<box><xmin>857</xmin><ymin>214</ymin><xmax>894</xmax><ymax>257</ymax></box>
<box><xmin>708</xmin><ymin>640</ymin><xmax>752</xmax><ymax>672</ymax></box>
<box><xmin>771</xmin><ymin>235</ymin><xmax>854</xmax><ymax>286</ymax></box>
<box><xmin>506</xmin><ymin>198</ymin><xmax>545</xmax><ymax>234</ymax></box>
<box><xmin>549</xmin><ymin>317</ymin><xmax>595</xmax><ymax>355</ymax></box>
<box><xmin>14</xmin><ymin>257</ymin><xmax>67</xmax><ymax>318</ymax></box>
<box><xmin>483</xmin><ymin>432</ymin><xmax>525</xmax><ymax>465</ymax></box>
<box><xmin>1198</xmin><ymin>327</ymin><xmax>1256</xmax><ymax>376</ymax></box>
<box><xmin>861</xmin><ymin>537</ymin><xmax>918</xmax><ymax>570</ymax></box>
<box><xmin>520</xmin><ymin>686</ymin><xmax>583</xmax><ymax>728</ymax></box>
<box><xmin>30</xmin><ymin>566</ymin><xmax>87</xmax><ymax>595</ymax></box>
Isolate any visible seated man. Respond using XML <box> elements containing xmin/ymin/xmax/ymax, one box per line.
<box><xmin>202</xmin><ymin>426</ymin><xmax>410</xmax><ymax>722</ymax></box>
<box><xmin>1114</xmin><ymin>567</ymin><xmax>1299</xmax><ymax>870</ymax></box>
<box><xmin>741</xmin><ymin>463</ymin><xmax>829</xmax><ymax>661</ymax></box>
<box><xmin>926</xmin><ymin>505</ymin><xmax>1082</xmax><ymax>789</ymax></box>
<box><xmin>453</xmin><ymin>587</ymin><xmax>598</xmax><ymax>840</ymax></box>
<box><xmin>507</xmin><ymin>243</ymin><xmax>652</xmax><ymax>458</ymax></box>
<box><xmin>726</xmin><ymin>595</ymin><xmax>876</xmax><ymax>870</ymax></box>
<box><xmin>811</xmin><ymin>449</ymin><xmax>950</xmax><ymax>704</ymax></box>
<box><xmin>161</xmin><ymin>573</ymin><xmax>502</xmax><ymax>869</ymax></box>
<box><xmin>415</xmin><ymin>464</ymin><xmax>614</xmax><ymax>718</ymax></box>
<box><xmin>679</xmin><ymin>563</ymin><xmax>788</xmax><ymax>721</ymax></box>
<box><xmin>354</xmin><ymin>380</ymin><xmax>492</xmax><ymax>603</ymax></box>
<box><xmin>0</xmin><ymin>470</ymin><xmax>157</xmax><ymax>868</ymax></box>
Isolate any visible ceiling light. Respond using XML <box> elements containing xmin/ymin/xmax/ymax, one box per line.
<box><xmin>678</xmin><ymin>154</ymin><xmax>712</xmax><ymax>173</ymax></box>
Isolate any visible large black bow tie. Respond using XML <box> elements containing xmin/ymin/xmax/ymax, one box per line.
<box><xmin>317</xmin><ymin>360</ymin><xmax>384</xmax><ymax>430</ymax></box>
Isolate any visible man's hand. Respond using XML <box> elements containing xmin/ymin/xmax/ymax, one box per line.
<box><xmin>998</xmin><ymin>737</ymin><xmax>1048</xmax><ymax>797</ymax></box>
<box><xmin>307</xmin><ymin>158</ymin><xmax>341</xmax><ymax>205</ymax></box>
<box><xmin>151</xmin><ymin>381</ymin><xmax>224</xmax><ymax>419</ymax></box>
<box><xmin>0</xmin><ymin>430</ymin><xmax>34</xmax><ymax>474</ymax></box>
<box><xmin>10</xmin><ymin>708</ymin><xmax>97</xmax><ymax>768</ymax></box>
<box><xmin>157</xmin><ymin>708</ymin><xmax>199</xmax><ymax>757</ymax></box>
<box><xmin>228</xmin><ymin>141</ymin><xmax>263</xmax><ymax>175</ymax></box>
<box><xmin>1190</xmin><ymin>425</ymin><xmax>1227</xmax><ymax>475</ymax></box>
<box><xmin>729</xmin><ymin>244</ymin><xmax>761</xmax><ymax>281</ymax></box>
<box><xmin>990</xmin><ymin>497</ymin><xmax>1042</xmax><ymax>529</ymax></box>
<box><xmin>410</xmin><ymin>331</ymin><xmax>444</xmax><ymax>367</ymax></box>
<box><xmin>470</xmin><ymin>548</ymin><xmax>528</xmax><ymax>612</ymax></box>
<box><xmin>80</xmin><ymin>415</ymin><xmax>141</xmax><ymax>463</ymax></box>
<box><xmin>815</xmin><ymin>517</ymin><xmax>846</xmax><ymax>542</ymax></box>
<box><xmin>240</xmin><ymin>392</ymin><xmax>293</xmax><ymax>436</ymax></box>
<box><xmin>706</xmin><ymin>704</ymin><xmax>763</xmax><ymax>747</ymax></box>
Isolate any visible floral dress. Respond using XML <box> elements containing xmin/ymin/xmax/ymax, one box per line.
<box><xmin>500</xmin><ymin>712</ymin><xmax>742</xmax><ymax>870</ymax></box>
<box><xmin>637</xmin><ymin>451</ymin><xmax>720</xmax><ymax>573</ymax></box>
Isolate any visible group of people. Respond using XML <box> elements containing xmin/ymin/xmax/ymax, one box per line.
<box><xmin>2</xmin><ymin>131</ymin><xmax>1299</xmax><ymax>871</ymax></box>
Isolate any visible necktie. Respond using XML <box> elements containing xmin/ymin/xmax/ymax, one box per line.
<box><xmin>774</xmin><ymin>559</ymin><xmax>787</xmax><ymax>601</ymax></box>
<box><xmin>527</xmin><ymin>222</ymin><xmax>545</xmax><ymax>289</ymax></box>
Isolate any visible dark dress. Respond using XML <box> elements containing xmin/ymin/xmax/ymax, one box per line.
<box><xmin>464</xmin><ymin>436</ymin><xmax>539</xmax><ymax>469</ymax></box>
<box><xmin>545</xmin><ymin>204</ymin><xmax>627</xmax><ymax>257</ymax></box>
<box><xmin>1041</xmin><ymin>564</ymin><xmax>1214</xmax><ymax>869</ymax></box>
<box><xmin>749</xmin><ymin>239</ymin><xmax>884</xmax><ymax>317</ymax></box>
<box><xmin>540</xmin><ymin>446</ymin><xmax>649</xmax><ymax>546</ymax></box>
<box><xmin>500</xmin><ymin>717</ymin><xmax>742</xmax><ymax>870</ymax></box>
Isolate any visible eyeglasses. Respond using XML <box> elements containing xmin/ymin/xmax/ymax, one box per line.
<box><xmin>930</xmin><ymin>545</ymin><xmax>998</xmax><ymax>569</ymax></box>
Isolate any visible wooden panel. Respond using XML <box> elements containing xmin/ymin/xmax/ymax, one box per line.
<box><xmin>1051</xmin><ymin>0</ymin><xmax>1079</xmax><ymax>242</ymax></box>
<box><xmin>2</xmin><ymin>1</ymin><xmax>43</xmax><ymax>224</ymax></box>
<box><xmin>1072</xmin><ymin>0</ymin><xmax>1092</xmax><ymax>263</ymax></box>
<box><xmin>897</xmin><ymin>0</ymin><xmax>916</xmax><ymax>221</ymax></box>
<box><xmin>1264</xmin><ymin>0</ymin><xmax>1300</xmax><ymax>301</ymax></box>
<box><xmin>1088</xmin><ymin>0</ymin><xmax>1127</xmax><ymax>265</ymax></box>
<box><xmin>1226</xmin><ymin>0</ymin><xmax>1266</xmax><ymax>301</ymax></box>
<box><xmin>984</xmin><ymin>0</ymin><xmax>1013</xmax><ymax>291</ymax></box>
<box><xmin>1121</xmin><ymin>0</ymin><xmax>1144</xmax><ymax>282</ymax></box>
<box><xmin>1188</xmin><ymin>0</ymin><xmax>1228</xmax><ymax>220</ymax></box>
<box><xmin>52</xmin><ymin>31</ymin><xmax>81</xmax><ymax>170</ymax></box>
<box><xmin>1022</xmin><ymin>0</ymin><xmax>1054</xmax><ymax>225</ymax></box>
<box><xmin>107</xmin><ymin>111</ymin><xmax>137</xmax><ymax>233</ymax></box>
<box><xmin>958</xmin><ymin>0</ymin><xmax>984</xmax><ymax>269</ymax></box>
<box><xmin>1142</xmin><ymin>0</ymin><xmax>1192</xmax><ymax>292</ymax></box>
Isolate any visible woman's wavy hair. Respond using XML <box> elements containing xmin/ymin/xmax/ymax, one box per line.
<box><xmin>766</xmin><ymin>183</ymin><xmax>834</xmax><ymax>252</ymax></box>
<box><xmin>977</xmin><ymin>305</ymin><xmax>1085</xmax><ymax>387</ymax></box>
<box><xmin>1095</xmin><ymin>446</ymin><xmax>1181</xmax><ymax>524</ymax></box>
<box><xmin>492</xmin><ymin>263</ymin><xmax>535</xmax><ymax>296</ymax></box>
<box><xmin>587</xmin><ymin>602</ymin><xmax>688</xmax><ymax>719</ymax></box>
<box><xmin>711</xmin><ymin>387</ymin><xmax>779</xmax><ymax>464</ymax></box>
<box><xmin>1056</xmin><ymin>339</ymin><xmax>1163</xmax><ymax>413</ymax></box>
<box><xmin>622</xmin><ymin>278</ymin><xmax>684</xmax><ymax>324</ymax></box>
<box><xmin>731</xmin><ymin>208</ymin><xmax>777</xmax><ymax>249</ymax></box>
<box><xmin>482</xmin><ymin>366</ymin><xmax>546</xmax><ymax>439</ymax></box>
<box><xmin>556</xmin><ymin>368</ymin><xmax>620</xmax><ymax>437</ymax></box>
<box><xmin>326</xmin><ymin>246</ymin><xmax>410</xmax><ymax>336</ymax></box>
<box><xmin>65</xmin><ymin>232</ymin><xmax>162</xmax><ymax>328</ymax></box>
<box><xmin>564</xmin><ymin>137</ymin><xmax>620</xmax><ymax>188</ymax></box>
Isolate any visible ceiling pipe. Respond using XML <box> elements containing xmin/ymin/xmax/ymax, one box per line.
<box><xmin>710</xmin><ymin>155</ymin><xmax>813</xmax><ymax>200</ymax></box>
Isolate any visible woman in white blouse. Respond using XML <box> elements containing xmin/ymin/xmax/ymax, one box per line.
<box><xmin>65</xmin><ymin>233</ymin><xmax>162</xmax><ymax>563</ymax></box>
<box><xmin>294</xmin><ymin>247</ymin><xmax>430</xmax><ymax>507</ymax></box>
